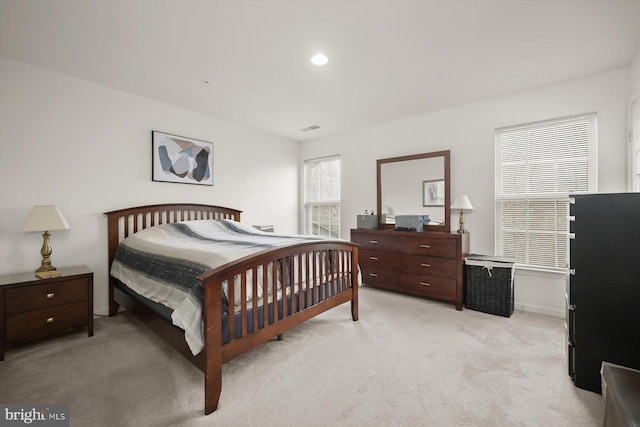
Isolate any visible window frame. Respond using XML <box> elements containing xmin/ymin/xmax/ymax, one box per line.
<box><xmin>303</xmin><ymin>155</ymin><xmax>341</xmax><ymax>238</ymax></box>
<box><xmin>495</xmin><ymin>113</ymin><xmax>598</xmax><ymax>272</ymax></box>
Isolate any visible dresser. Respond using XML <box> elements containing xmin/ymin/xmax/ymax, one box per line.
<box><xmin>0</xmin><ymin>265</ymin><xmax>93</xmax><ymax>360</ymax></box>
<box><xmin>351</xmin><ymin>229</ymin><xmax>469</xmax><ymax>309</ymax></box>
<box><xmin>567</xmin><ymin>193</ymin><xmax>640</xmax><ymax>393</ymax></box>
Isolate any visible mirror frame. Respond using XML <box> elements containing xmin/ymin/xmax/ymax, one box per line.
<box><xmin>376</xmin><ymin>150</ymin><xmax>451</xmax><ymax>232</ymax></box>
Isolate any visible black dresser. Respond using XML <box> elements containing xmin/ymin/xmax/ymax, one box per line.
<box><xmin>566</xmin><ymin>193</ymin><xmax>640</xmax><ymax>393</ymax></box>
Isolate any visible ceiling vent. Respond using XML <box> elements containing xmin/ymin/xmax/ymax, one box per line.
<box><xmin>301</xmin><ymin>125</ymin><xmax>320</xmax><ymax>132</ymax></box>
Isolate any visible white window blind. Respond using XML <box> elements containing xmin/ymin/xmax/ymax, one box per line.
<box><xmin>304</xmin><ymin>156</ymin><xmax>340</xmax><ymax>238</ymax></box>
<box><xmin>495</xmin><ymin>114</ymin><xmax>597</xmax><ymax>271</ymax></box>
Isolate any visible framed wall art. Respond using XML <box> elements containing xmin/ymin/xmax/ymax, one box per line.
<box><xmin>422</xmin><ymin>179</ymin><xmax>445</xmax><ymax>206</ymax></box>
<box><xmin>152</xmin><ymin>131</ymin><xmax>213</xmax><ymax>186</ymax></box>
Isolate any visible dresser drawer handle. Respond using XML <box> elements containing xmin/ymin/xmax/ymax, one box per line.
<box><xmin>369</xmin><ymin>256</ymin><xmax>378</xmax><ymax>261</ymax></box>
<box><xmin>419</xmin><ymin>282</ymin><xmax>431</xmax><ymax>286</ymax></box>
<box><xmin>419</xmin><ymin>244</ymin><xmax>431</xmax><ymax>249</ymax></box>
<box><xmin>369</xmin><ymin>273</ymin><xmax>379</xmax><ymax>277</ymax></box>
<box><xmin>369</xmin><ymin>240</ymin><xmax>378</xmax><ymax>244</ymax></box>
<box><xmin>46</xmin><ymin>317</ymin><xmax>55</xmax><ymax>324</ymax></box>
<box><xmin>420</xmin><ymin>263</ymin><xmax>431</xmax><ymax>268</ymax></box>
<box><xmin>46</xmin><ymin>292</ymin><xmax>55</xmax><ymax>299</ymax></box>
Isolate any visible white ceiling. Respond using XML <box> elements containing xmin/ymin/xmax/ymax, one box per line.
<box><xmin>1</xmin><ymin>0</ymin><xmax>640</xmax><ymax>142</ymax></box>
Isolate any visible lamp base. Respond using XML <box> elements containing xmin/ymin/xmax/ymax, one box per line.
<box><xmin>35</xmin><ymin>269</ymin><xmax>62</xmax><ymax>279</ymax></box>
<box><xmin>36</xmin><ymin>264</ymin><xmax>57</xmax><ymax>273</ymax></box>
<box><xmin>456</xmin><ymin>210</ymin><xmax>468</xmax><ymax>234</ymax></box>
<box><xmin>35</xmin><ymin>230</ymin><xmax>57</xmax><ymax>273</ymax></box>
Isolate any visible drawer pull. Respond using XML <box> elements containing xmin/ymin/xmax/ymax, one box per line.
<box><xmin>419</xmin><ymin>282</ymin><xmax>431</xmax><ymax>286</ymax></box>
<box><xmin>420</xmin><ymin>263</ymin><xmax>431</xmax><ymax>268</ymax></box>
<box><xmin>46</xmin><ymin>317</ymin><xmax>55</xmax><ymax>324</ymax></box>
<box><xmin>369</xmin><ymin>240</ymin><xmax>378</xmax><ymax>244</ymax></box>
<box><xmin>46</xmin><ymin>292</ymin><xmax>55</xmax><ymax>299</ymax></box>
<box><xmin>420</xmin><ymin>244</ymin><xmax>431</xmax><ymax>249</ymax></box>
<box><xmin>369</xmin><ymin>256</ymin><xmax>378</xmax><ymax>261</ymax></box>
<box><xmin>369</xmin><ymin>273</ymin><xmax>379</xmax><ymax>277</ymax></box>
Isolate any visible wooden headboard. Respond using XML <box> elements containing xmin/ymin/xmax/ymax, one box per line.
<box><xmin>104</xmin><ymin>203</ymin><xmax>241</xmax><ymax>263</ymax></box>
<box><xmin>103</xmin><ymin>203</ymin><xmax>242</xmax><ymax>304</ymax></box>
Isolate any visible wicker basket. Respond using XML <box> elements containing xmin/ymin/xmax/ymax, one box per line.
<box><xmin>465</xmin><ymin>255</ymin><xmax>515</xmax><ymax>317</ymax></box>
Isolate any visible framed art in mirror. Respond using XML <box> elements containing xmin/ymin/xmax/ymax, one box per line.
<box><xmin>423</xmin><ymin>179</ymin><xmax>445</xmax><ymax>207</ymax></box>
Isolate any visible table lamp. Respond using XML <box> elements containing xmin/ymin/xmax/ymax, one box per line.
<box><xmin>22</xmin><ymin>205</ymin><xmax>70</xmax><ymax>273</ymax></box>
<box><xmin>451</xmin><ymin>195</ymin><xmax>473</xmax><ymax>234</ymax></box>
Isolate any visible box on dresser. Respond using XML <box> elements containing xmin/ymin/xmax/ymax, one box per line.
<box><xmin>351</xmin><ymin>228</ymin><xmax>469</xmax><ymax>310</ymax></box>
<box><xmin>356</xmin><ymin>214</ymin><xmax>379</xmax><ymax>229</ymax></box>
<box><xmin>0</xmin><ymin>265</ymin><xmax>93</xmax><ymax>360</ymax></box>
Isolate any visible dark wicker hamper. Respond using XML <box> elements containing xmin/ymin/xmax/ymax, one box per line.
<box><xmin>464</xmin><ymin>255</ymin><xmax>515</xmax><ymax>317</ymax></box>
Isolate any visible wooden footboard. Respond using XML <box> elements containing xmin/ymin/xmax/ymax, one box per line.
<box><xmin>104</xmin><ymin>204</ymin><xmax>359</xmax><ymax>415</ymax></box>
<box><xmin>198</xmin><ymin>241</ymin><xmax>359</xmax><ymax>413</ymax></box>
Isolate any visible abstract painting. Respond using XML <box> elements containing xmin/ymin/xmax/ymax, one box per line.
<box><xmin>152</xmin><ymin>131</ymin><xmax>213</xmax><ymax>186</ymax></box>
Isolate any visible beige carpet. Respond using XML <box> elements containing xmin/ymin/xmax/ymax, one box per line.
<box><xmin>0</xmin><ymin>286</ymin><xmax>603</xmax><ymax>427</ymax></box>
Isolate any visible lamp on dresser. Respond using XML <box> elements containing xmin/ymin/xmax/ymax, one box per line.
<box><xmin>451</xmin><ymin>195</ymin><xmax>473</xmax><ymax>234</ymax></box>
<box><xmin>22</xmin><ymin>205</ymin><xmax>70</xmax><ymax>276</ymax></box>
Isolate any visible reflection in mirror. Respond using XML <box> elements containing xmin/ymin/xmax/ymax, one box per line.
<box><xmin>381</xmin><ymin>158</ymin><xmax>444</xmax><ymax>223</ymax></box>
<box><xmin>377</xmin><ymin>150</ymin><xmax>450</xmax><ymax>232</ymax></box>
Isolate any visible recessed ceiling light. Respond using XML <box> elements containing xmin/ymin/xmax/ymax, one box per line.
<box><xmin>310</xmin><ymin>53</ymin><xmax>328</xmax><ymax>66</ymax></box>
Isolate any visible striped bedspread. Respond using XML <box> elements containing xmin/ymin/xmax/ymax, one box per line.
<box><xmin>110</xmin><ymin>219</ymin><xmax>331</xmax><ymax>355</ymax></box>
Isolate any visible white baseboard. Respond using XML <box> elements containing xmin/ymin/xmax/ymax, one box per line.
<box><xmin>515</xmin><ymin>302</ymin><xmax>564</xmax><ymax>318</ymax></box>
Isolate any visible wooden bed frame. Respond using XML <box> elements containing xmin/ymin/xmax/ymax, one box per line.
<box><xmin>104</xmin><ymin>203</ymin><xmax>359</xmax><ymax>414</ymax></box>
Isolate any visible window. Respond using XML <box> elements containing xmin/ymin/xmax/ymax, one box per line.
<box><xmin>304</xmin><ymin>156</ymin><xmax>340</xmax><ymax>237</ymax></box>
<box><xmin>495</xmin><ymin>114</ymin><xmax>597</xmax><ymax>271</ymax></box>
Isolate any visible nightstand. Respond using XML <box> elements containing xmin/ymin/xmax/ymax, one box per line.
<box><xmin>0</xmin><ymin>265</ymin><xmax>93</xmax><ymax>360</ymax></box>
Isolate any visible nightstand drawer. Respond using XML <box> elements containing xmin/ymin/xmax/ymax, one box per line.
<box><xmin>5</xmin><ymin>278</ymin><xmax>89</xmax><ymax>315</ymax></box>
<box><xmin>6</xmin><ymin>301</ymin><xmax>89</xmax><ymax>342</ymax></box>
<box><xmin>399</xmin><ymin>254</ymin><xmax>457</xmax><ymax>277</ymax></box>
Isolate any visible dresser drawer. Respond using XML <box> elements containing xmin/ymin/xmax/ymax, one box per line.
<box><xmin>5</xmin><ymin>301</ymin><xmax>89</xmax><ymax>342</ymax></box>
<box><xmin>360</xmin><ymin>249</ymin><xmax>398</xmax><ymax>269</ymax></box>
<box><xmin>399</xmin><ymin>254</ymin><xmax>457</xmax><ymax>277</ymax></box>
<box><xmin>398</xmin><ymin>272</ymin><xmax>457</xmax><ymax>298</ymax></box>
<box><xmin>398</xmin><ymin>236</ymin><xmax>457</xmax><ymax>258</ymax></box>
<box><xmin>5</xmin><ymin>278</ymin><xmax>89</xmax><ymax>315</ymax></box>
<box><xmin>360</xmin><ymin>266</ymin><xmax>398</xmax><ymax>286</ymax></box>
<box><xmin>352</xmin><ymin>233</ymin><xmax>398</xmax><ymax>251</ymax></box>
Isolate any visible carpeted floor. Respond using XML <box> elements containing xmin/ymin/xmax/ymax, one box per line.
<box><xmin>0</xmin><ymin>286</ymin><xmax>603</xmax><ymax>427</ymax></box>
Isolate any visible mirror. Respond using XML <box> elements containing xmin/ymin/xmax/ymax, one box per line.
<box><xmin>376</xmin><ymin>150</ymin><xmax>450</xmax><ymax>232</ymax></box>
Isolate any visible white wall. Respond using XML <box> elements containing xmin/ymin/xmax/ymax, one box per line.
<box><xmin>629</xmin><ymin>50</ymin><xmax>640</xmax><ymax>191</ymax></box>
<box><xmin>0</xmin><ymin>57</ymin><xmax>300</xmax><ymax>315</ymax></box>
<box><xmin>631</xmin><ymin>50</ymin><xmax>640</xmax><ymax>99</ymax></box>
<box><xmin>300</xmin><ymin>68</ymin><xmax>630</xmax><ymax>317</ymax></box>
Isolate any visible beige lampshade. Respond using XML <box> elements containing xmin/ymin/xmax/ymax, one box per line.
<box><xmin>451</xmin><ymin>195</ymin><xmax>474</xmax><ymax>211</ymax></box>
<box><xmin>22</xmin><ymin>205</ymin><xmax>70</xmax><ymax>232</ymax></box>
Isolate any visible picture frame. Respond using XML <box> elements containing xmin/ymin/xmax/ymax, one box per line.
<box><xmin>152</xmin><ymin>131</ymin><xmax>213</xmax><ymax>186</ymax></box>
<box><xmin>422</xmin><ymin>179</ymin><xmax>445</xmax><ymax>206</ymax></box>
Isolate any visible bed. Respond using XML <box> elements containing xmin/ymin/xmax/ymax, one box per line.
<box><xmin>104</xmin><ymin>203</ymin><xmax>359</xmax><ymax>414</ymax></box>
